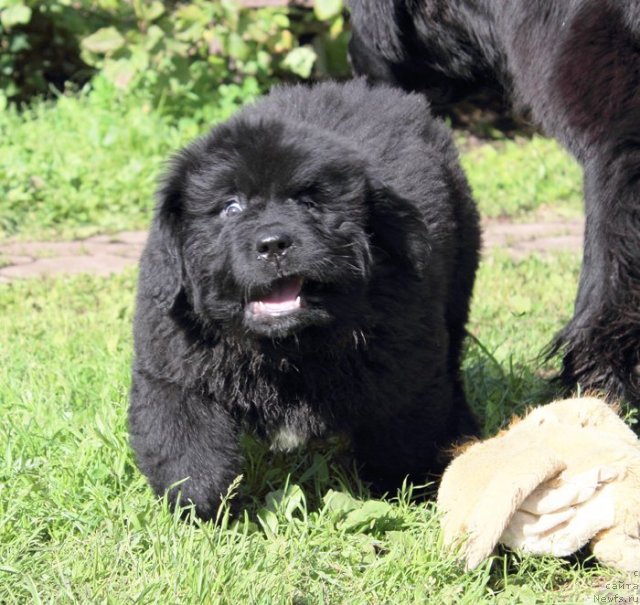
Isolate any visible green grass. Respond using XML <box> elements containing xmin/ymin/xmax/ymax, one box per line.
<box><xmin>1</xmin><ymin>95</ymin><xmax>584</xmax><ymax>242</ymax></box>
<box><xmin>0</xmin><ymin>95</ymin><xmax>193</xmax><ymax>241</ymax></box>
<box><xmin>461</xmin><ymin>135</ymin><xmax>583</xmax><ymax>220</ymax></box>
<box><xmin>0</xmin><ymin>89</ymin><xmax>251</xmax><ymax>242</ymax></box>
<box><xmin>0</xmin><ymin>248</ymin><xmax>620</xmax><ymax>604</ymax></box>
<box><xmin>0</xmin><ymin>90</ymin><xmax>601</xmax><ymax>601</ymax></box>
<box><xmin>466</xmin><ymin>250</ymin><xmax>581</xmax><ymax>434</ymax></box>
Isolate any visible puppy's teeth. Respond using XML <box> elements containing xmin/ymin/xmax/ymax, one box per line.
<box><xmin>295</xmin><ymin>296</ymin><xmax>301</xmax><ymax>305</ymax></box>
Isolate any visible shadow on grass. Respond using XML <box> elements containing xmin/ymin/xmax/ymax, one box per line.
<box><xmin>163</xmin><ymin>334</ymin><xmax>576</xmax><ymax>527</ymax></box>
<box><xmin>238</xmin><ymin>432</ymin><xmax>367</xmax><ymax>515</ymax></box>
<box><xmin>463</xmin><ymin>334</ymin><xmax>568</xmax><ymax>436</ymax></box>
<box><xmin>201</xmin><ymin>334</ymin><xmax>572</xmax><ymax>520</ymax></box>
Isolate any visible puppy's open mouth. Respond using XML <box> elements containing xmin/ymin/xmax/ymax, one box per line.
<box><xmin>247</xmin><ymin>277</ymin><xmax>303</xmax><ymax>317</ymax></box>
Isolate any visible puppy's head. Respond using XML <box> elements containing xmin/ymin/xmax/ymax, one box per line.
<box><xmin>148</xmin><ymin>115</ymin><xmax>428</xmax><ymax>340</ymax></box>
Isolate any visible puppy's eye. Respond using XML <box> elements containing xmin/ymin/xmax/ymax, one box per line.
<box><xmin>298</xmin><ymin>195</ymin><xmax>316</xmax><ymax>209</ymax></box>
<box><xmin>222</xmin><ymin>198</ymin><xmax>244</xmax><ymax>217</ymax></box>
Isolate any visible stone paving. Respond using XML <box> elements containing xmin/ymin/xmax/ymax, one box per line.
<box><xmin>0</xmin><ymin>218</ymin><xmax>584</xmax><ymax>283</ymax></box>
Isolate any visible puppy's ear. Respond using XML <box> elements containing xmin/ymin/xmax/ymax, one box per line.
<box><xmin>366</xmin><ymin>178</ymin><xmax>431</xmax><ymax>278</ymax></box>
<box><xmin>140</xmin><ymin>158</ymin><xmax>188</xmax><ymax>312</ymax></box>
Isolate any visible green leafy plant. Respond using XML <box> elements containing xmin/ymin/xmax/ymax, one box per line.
<box><xmin>0</xmin><ymin>0</ymin><xmax>350</xmax><ymax>114</ymax></box>
<box><xmin>79</xmin><ymin>2</ymin><xmax>286</xmax><ymax>118</ymax></box>
<box><xmin>0</xmin><ymin>0</ymin><xmax>95</xmax><ymax>106</ymax></box>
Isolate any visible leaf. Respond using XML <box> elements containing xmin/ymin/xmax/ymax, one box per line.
<box><xmin>145</xmin><ymin>24</ymin><xmax>164</xmax><ymax>52</ymax></box>
<box><xmin>282</xmin><ymin>46</ymin><xmax>316</xmax><ymax>79</ymax></box>
<box><xmin>282</xmin><ymin>485</ymin><xmax>305</xmax><ymax>522</ymax></box>
<box><xmin>102</xmin><ymin>59</ymin><xmax>137</xmax><ymax>90</ymax></box>
<box><xmin>264</xmin><ymin>484</ymin><xmax>306</xmax><ymax>522</ymax></box>
<box><xmin>256</xmin><ymin>508</ymin><xmax>279</xmax><ymax>538</ymax></box>
<box><xmin>143</xmin><ymin>1</ymin><xmax>164</xmax><ymax>22</ymax></box>
<box><xmin>226</xmin><ymin>32</ymin><xmax>250</xmax><ymax>61</ymax></box>
<box><xmin>273</xmin><ymin>29</ymin><xmax>294</xmax><ymax>53</ymax></box>
<box><xmin>81</xmin><ymin>27</ymin><xmax>125</xmax><ymax>55</ymax></box>
<box><xmin>313</xmin><ymin>0</ymin><xmax>343</xmax><ymax>21</ymax></box>
<box><xmin>323</xmin><ymin>490</ymin><xmax>361</xmax><ymax>518</ymax></box>
<box><xmin>9</xmin><ymin>32</ymin><xmax>29</xmax><ymax>53</ymax></box>
<box><xmin>496</xmin><ymin>585</ymin><xmax>539</xmax><ymax>605</ymax></box>
<box><xmin>1</xmin><ymin>4</ymin><xmax>32</xmax><ymax>28</ymax></box>
<box><xmin>176</xmin><ymin>4</ymin><xmax>205</xmax><ymax>24</ymax></box>
<box><xmin>339</xmin><ymin>500</ymin><xmax>394</xmax><ymax>532</ymax></box>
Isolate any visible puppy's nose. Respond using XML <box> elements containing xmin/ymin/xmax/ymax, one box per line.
<box><xmin>256</xmin><ymin>231</ymin><xmax>293</xmax><ymax>259</ymax></box>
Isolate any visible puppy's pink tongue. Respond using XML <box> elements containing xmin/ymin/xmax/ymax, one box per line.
<box><xmin>255</xmin><ymin>277</ymin><xmax>302</xmax><ymax>315</ymax></box>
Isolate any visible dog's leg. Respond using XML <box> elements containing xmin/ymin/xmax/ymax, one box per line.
<box><xmin>351</xmin><ymin>396</ymin><xmax>474</xmax><ymax>496</ymax></box>
<box><xmin>129</xmin><ymin>371</ymin><xmax>242</xmax><ymax>520</ymax></box>
<box><xmin>554</xmin><ymin>145</ymin><xmax>640</xmax><ymax>405</ymax></box>
<box><xmin>534</xmin><ymin>2</ymin><xmax>640</xmax><ymax>405</ymax></box>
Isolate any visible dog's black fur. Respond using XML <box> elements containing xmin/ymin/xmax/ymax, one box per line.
<box><xmin>349</xmin><ymin>0</ymin><xmax>640</xmax><ymax>405</ymax></box>
<box><xmin>129</xmin><ymin>80</ymin><xmax>480</xmax><ymax>519</ymax></box>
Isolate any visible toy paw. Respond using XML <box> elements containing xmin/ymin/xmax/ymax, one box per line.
<box><xmin>593</xmin><ymin>525</ymin><xmax>640</xmax><ymax>572</ymax></box>
<box><xmin>437</xmin><ymin>397</ymin><xmax>640</xmax><ymax>571</ymax></box>
<box><xmin>501</xmin><ymin>466</ymin><xmax>617</xmax><ymax>556</ymax></box>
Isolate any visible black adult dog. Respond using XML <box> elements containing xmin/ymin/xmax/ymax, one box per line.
<box><xmin>349</xmin><ymin>0</ymin><xmax>640</xmax><ymax>405</ymax></box>
<box><xmin>129</xmin><ymin>80</ymin><xmax>480</xmax><ymax>519</ymax></box>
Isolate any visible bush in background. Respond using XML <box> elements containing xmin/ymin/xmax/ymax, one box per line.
<box><xmin>0</xmin><ymin>0</ymin><xmax>352</xmax><ymax>239</ymax></box>
<box><xmin>0</xmin><ymin>0</ymin><xmax>350</xmax><ymax>118</ymax></box>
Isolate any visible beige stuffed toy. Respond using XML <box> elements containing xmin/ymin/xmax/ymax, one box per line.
<box><xmin>437</xmin><ymin>397</ymin><xmax>640</xmax><ymax>571</ymax></box>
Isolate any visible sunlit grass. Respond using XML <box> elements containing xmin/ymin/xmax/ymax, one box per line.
<box><xmin>1</xmin><ymin>96</ymin><xmax>584</xmax><ymax>242</ymax></box>
<box><xmin>0</xmin><ymin>247</ymin><xmax>616</xmax><ymax>603</ymax></box>
<box><xmin>462</xmin><ymin>135</ymin><xmax>583</xmax><ymax>220</ymax></box>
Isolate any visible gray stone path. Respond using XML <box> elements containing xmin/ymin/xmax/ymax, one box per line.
<box><xmin>0</xmin><ymin>218</ymin><xmax>584</xmax><ymax>283</ymax></box>
<box><xmin>481</xmin><ymin>218</ymin><xmax>583</xmax><ymax>258</ymax></box>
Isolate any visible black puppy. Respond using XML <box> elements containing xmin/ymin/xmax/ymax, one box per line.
<box><xmin>129</xmin><ymin>80</ymin><xmax>480</xmax><ymax>519</ymax></box>
<box><xmin>349</xmin><ymin>0</ymin><xmax>640</xmax><ymax>404</ymax></box>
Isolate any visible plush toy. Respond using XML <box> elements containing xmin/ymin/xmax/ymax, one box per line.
<box><xmin>437</xmin><ymin>397</ymin><xmax>640</xmax><ymax>571</ymax></box>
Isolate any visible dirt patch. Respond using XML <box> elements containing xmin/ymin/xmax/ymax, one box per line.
<box><xmin>0</xmin><ymin>219</ymin><xmax>584</xmax><ymax>282</ymax></box>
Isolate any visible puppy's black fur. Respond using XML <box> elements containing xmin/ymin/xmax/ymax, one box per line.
<box><xmin>129</xmin><ymin>80</ymin><xmax>480</xmax><ymax>519</ymax></box>
<box><xmin>349</xmin><ymin>0</ymin><xmax>640</xmax><ymax>404</ymax></box>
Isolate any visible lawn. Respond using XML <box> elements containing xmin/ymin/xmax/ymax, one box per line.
<box><xmin>0</xmin><ymin>92</ymin><xmax>583</xmax><ymax>242</ymax></box>
<box><xmin>0</xmin><ymin>90</ymin><xmax>244</xmax><ymax>242</ymax></box>
<box><xmin>0</xmin><ymin>95</ymin><xmax>625</xmax><ymax>603</ymax></box>
<box><xmin>1</xmin><ymin>251</ymin><xmax>618</xmax><ymax>603</ymax></box>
